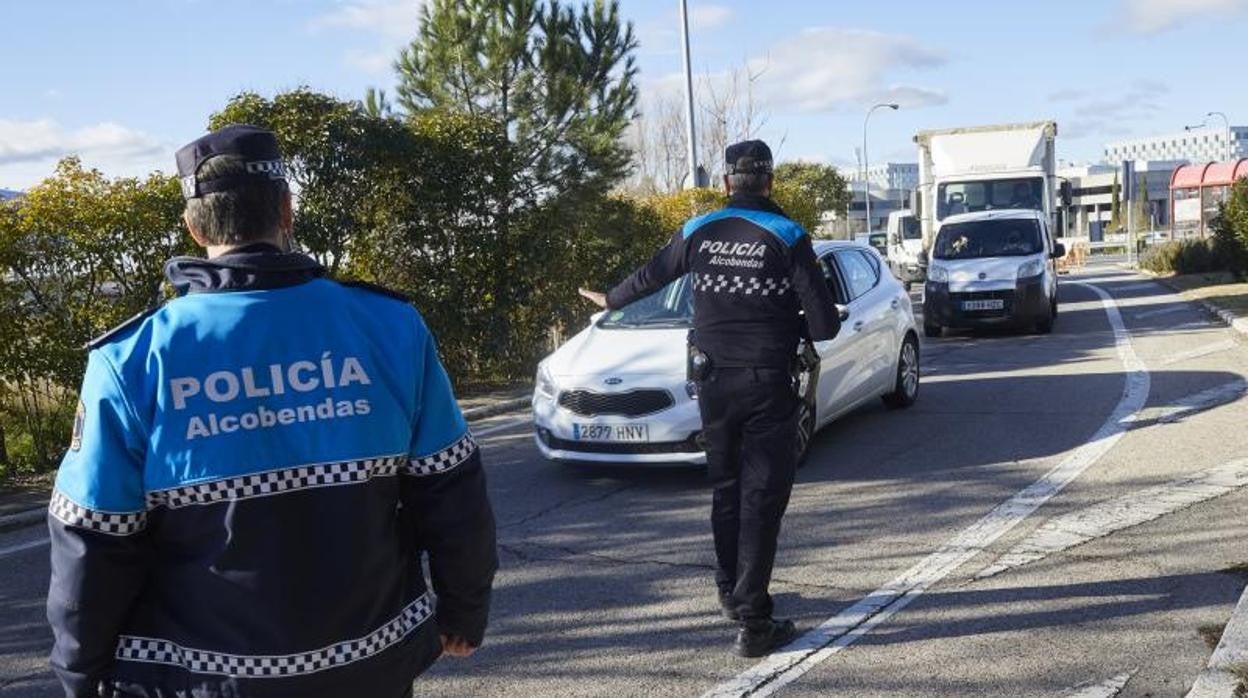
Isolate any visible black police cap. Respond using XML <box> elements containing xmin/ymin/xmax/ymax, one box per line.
<box><xmin>725</xmin><ymin>140</ymin><xmax>774</xmax><ymax>175</ymax></box>
<box><xmin>175</xmin><ymin>124</ymin><xmax>287</xmax><ymax>200</ymax></box>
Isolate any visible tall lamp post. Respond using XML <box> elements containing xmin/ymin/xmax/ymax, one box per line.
<box><xmin>678</xmin><ymin>0</ymin><xmax>699</xmax><ymax>188</ymax></box>
<box><xmin>863</xmin><ymin>103</ymin><xmax>899</xmax><ymax>234</ymax></box>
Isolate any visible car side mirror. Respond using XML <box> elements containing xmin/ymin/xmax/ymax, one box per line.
<box><xmin>1051</xmin><ymin>243</ymin><xmax>1066</xmax><ymax>259</ymax></box>
<box><xmin>837</xmin><ymin>304</ymin><xmax>851</xmax><ymax>322</ymax></box>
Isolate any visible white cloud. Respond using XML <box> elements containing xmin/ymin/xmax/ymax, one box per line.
<box><xmin>1118</xmin><ymin>0</ymin><xmax>1248</xmax><ymax>33</ymax></box>
<box><xmin>1059</xmin><ymin>80</ymin><xmax>1171</xmax><ymax>140</ymax></box>
<box><xmin>690</xmin><ymin>4</ymin><xmax>734</xmax><ymax>30</ymax></box>
<box><xmin>747</xmin><ymin>28</ymin><xmax>946</xmax><ymax>113</ymax></box>
<box><xmin>308</xmin><ymin>0</ymin><xmax>425</xmax><ymax>39</ymax></box>
<box><xmin>345</xmin><ymin>49</ymin><xmax>394</xmax><ymax>74</ymax></box>
<box><xmin>0</xmin><ymin>119</ymin><xmax>170</xmax><ymax>189</ymax></box>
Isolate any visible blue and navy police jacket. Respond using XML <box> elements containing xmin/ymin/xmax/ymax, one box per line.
<box><xmin>47</xmin><ymin>244</ymin><xmax>497</xmax><ymax>698</ymax></box>
<box><xmin>606</xmin><ymin>194</ymin><xmax>841</xmax><ymax>367</ymax></box>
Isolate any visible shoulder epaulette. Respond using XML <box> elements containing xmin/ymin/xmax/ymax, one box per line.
<box><xmin>338</xmin><ymin>279</ymin><xmax>413</xmax><ymax>303</ymax></box>
<box><xmin>84</xmin><ymin>306</ymin><xmax>161</xmax><ymax>350</ymax></box>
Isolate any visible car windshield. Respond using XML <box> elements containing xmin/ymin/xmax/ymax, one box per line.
<box><xmin>933</xmin><ymin>218</ymin><xmax>1044</xmax><ymax>260</ymax></box>
<box><xmin>597</xmin><ymin>275</ymin><xmax>693</xmax><ymax>329</ymax></box>
<box><xmin>936</xmin><ymin>177</ymin><xmax>1044</xmax><ymax>220</ymax></box>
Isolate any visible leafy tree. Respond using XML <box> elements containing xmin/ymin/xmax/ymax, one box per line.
<box><xmin>209</xmin><ymin>89</ymin><xmax>413</xmax><ymax>273</ymax></box>
<box><xmin>394</xmin><ymin>0</ymin><xmax>640</xmax><ymax>204</ymax></box>
<box><xmin>1210</xmin><ymin>178</ymin><xmax>1248</xmax><ymax>275</ymax></box>
<box><xmin>0</xmin><ymin>159</ymin><xmax>189</xmax><ymax>473</ymax></box>
<box><xmin>773</xmin><ymin>162</ymin><xmax>851</xmax><ymax>234</ymax></box>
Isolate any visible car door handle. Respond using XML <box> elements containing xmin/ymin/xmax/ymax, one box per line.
<box><xmin>852</xmin><ymin>320</ymin><xmax>865</xmax><ymax>332</ymax></box>
<box><xmin>890</xmin><ymin>298</ymin><xmax>900</xmax><ymax>309</ymax></box>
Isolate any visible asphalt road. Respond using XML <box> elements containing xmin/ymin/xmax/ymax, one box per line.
<box><xmin>3</xmin><ymin>263</ymin><xmax>1247</xmax><ymax>697</ymax></box>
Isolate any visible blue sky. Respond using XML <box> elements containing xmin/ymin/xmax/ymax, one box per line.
<box><xmin>1</xmin><ymin>0</ymin><xmax>1245</xmax><ymax>189</ymax></box>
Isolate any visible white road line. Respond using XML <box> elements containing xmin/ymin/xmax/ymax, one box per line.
<box><xmin>1066</xmin><ymin>671</ymin><xmax>1135</xmax><ymax>698</ymax></box>
<box><xmin>1134</xmin><ymin>305</ymin><xmax>1187</xmax><ymax>320</ymax></box>
<box><xmin>704</xmin><ymin>282</ymin><xmax>1150</xmax><ymax>698</ymax></box>
<box><xmin>1159</xmin><ymin>339</ymin><xmax>1239</xmax><ymax>366</ymax></box>
<box><xmin>0</xmin><ymin>537</ymin><xmax>49</xmax><ymax>559</ymax></box>
<box><xmin>1144</xmin><ymin>379</ymin><xmax>1248</xmax><ymax>425</ymax></box>
<box><xmin>473</xmin><ymin>416</ymin><xmax>533</xmax><ymax>438</ymax></box>
<box><xmin>976</xmin><ymin>458</ymin><xmax>1248</xmax><ymax>579</ymax></box>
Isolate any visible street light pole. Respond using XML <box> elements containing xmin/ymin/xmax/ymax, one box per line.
<box><xmin>678</xmin><ymin>0</ymin><xmax>699</xmax><ymax>188</ymax></box>
<box><xmin>1209</xmin><ymin>111</ymin><xmax>1231</xmax><ymax>161</ymax></box>
<box><xmin>863</xmin><ymin>103</ymin><xmax>899</xmax><ymax>234</ymax></box>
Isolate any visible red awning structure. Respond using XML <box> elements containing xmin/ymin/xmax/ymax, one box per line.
<box><xmin>1171</xmin><ymin>159</ymin><xmax>1248</xmax><ymax>189</ymax></box>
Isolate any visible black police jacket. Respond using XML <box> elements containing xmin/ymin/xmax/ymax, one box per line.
<box><xmin>46</xmin><ymin>244</ymin><xmax>497</xmax><ymax>698</ymax></box>
<box><xmin>607</xmin><ymin>195</ymin><xmax>841</xmax><ymax>367</ymax></box>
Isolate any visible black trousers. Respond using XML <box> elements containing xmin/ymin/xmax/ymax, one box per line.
<box><xmin>698</xmin><ymin>365</ymin><xmax>799</xmax><ymax>624</ymax></box>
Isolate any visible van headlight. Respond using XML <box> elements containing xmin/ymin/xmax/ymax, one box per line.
<box><xmin>535</xmin><ymin>364</ymin><xmax>557</xmax><ymax>400</ymax></box>
<box><xmin>928</xmin><ymin>265</ymin><xmax>949</xmax><ymax>283</ymax></box>
<box><xmin>1017</xmin><ymin>259</ymin><xmax>1044</xmax><ymax>279</ymax></box>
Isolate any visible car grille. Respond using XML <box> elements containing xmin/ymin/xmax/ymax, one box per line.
<box><xmin>556</xmin><ymin>389</ymin><xmax>675</xmax><ymax>418</ymax></box>
<box><xmin>951</xmin><ymin>289</ymin><xmax>1014</xmax><ymax>317</ymax></box>
<box><xmin>539</xmin><ymin>430</ymin><xmax>703</xmax><ymax>455</ymax></box>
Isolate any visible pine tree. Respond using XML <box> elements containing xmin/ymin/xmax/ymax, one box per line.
<box><xmin>1109</xmin><ymin>172</ymin><xmax>1121</xmax><ymax>232</ymax></box>
<box><xmin>395</xmin><ymin>0</ymin><xmax>639</xmax><ymax>203</ymax></box>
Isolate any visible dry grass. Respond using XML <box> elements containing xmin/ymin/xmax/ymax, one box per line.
<box><xmin>1164</xmin><ymin>272</ymin><xmax>1248</xmax><ymax>317</ymax></box>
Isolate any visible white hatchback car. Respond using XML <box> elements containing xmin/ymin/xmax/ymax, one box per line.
<box><xmin>533</xmin><ymin>241</ymin><xmax>920</xmax><ymax>466</ymax></box>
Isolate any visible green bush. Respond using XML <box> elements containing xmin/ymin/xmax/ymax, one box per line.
<box><xmin>1140</xmin><ymin>239</ymin><xmax>1223</xmax><ymax>275</ymax></box>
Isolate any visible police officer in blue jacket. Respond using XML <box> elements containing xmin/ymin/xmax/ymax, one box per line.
<box><xmin>581</xmin><ymin>140</ymin><xmax>841</xmax><ymax>657</ymax></box>
<box><xmin>46</xmin><ymin>124</ymin><xmax>497</xmax><ymax>697</ymax></box>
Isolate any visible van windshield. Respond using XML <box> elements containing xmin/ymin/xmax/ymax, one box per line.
<box><xmin>598</xmin><ymin>276</ymin><xmax>693</xmax><ymax>329</ymax></box>
<box><xmin>933</xmin><ymin>219</ymin><xmax>1044</xmax><ymax>260</ymax></box>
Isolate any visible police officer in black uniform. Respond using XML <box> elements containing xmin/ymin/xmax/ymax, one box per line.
<box><xmin>580</xmin><ymin>140</ymin><xmax>841</xmax><ymax>657</ymax></box>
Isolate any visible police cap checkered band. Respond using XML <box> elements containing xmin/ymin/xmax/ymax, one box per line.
<box><xmin>175</xmin><ymin>124</ymin><xmax>287</xmax><ymax>199</ymax></box>
<box><xmin>724</xmin><ymin>139</ymin><xmax>774</xmax><ymax>175</ymax></box>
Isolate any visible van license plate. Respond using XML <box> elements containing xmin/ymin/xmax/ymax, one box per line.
<box><xmin>573</xmin><ymin>424</ymin><xmax>650</xmax><ymax>442</ymax></box>
<box><xmin>962</xmin><ymin>299</ymin><xmax>1005</xmax><ymax>311</ymax></box>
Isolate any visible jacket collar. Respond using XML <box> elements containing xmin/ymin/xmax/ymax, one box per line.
<box><xmin>164</xmin><ymin>243</ymin><xmax>326</xmax><ymax>295</ymax></box>
<box><xmin>728</xmin><ymin>193</ymin><xmax>789</xmax><ymax>218</ymax></box>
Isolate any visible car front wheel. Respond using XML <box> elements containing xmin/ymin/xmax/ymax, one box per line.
<box><xmin>883</xmin><ymin>334</ymin><xmax>920</xmax><ymax>409</ymax></box>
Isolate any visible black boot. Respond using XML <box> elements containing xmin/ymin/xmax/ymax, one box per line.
<box><xmin>718</xmin><ymin>593</ymin><xmax>741</xmax><ymax>621</ymax></box>
<box><xmin>733</xmin><ymin>618</ymin><xmax>797</xmax><ymax>658</ymax></box>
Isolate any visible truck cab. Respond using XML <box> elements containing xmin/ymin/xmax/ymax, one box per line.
<box><xmin>885</xmin><ymin>210</ymin><xmax>925</xmax><ymax>288</ymax></box>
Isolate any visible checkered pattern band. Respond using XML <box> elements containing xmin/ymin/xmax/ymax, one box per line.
<box><xmin>115</xmin><ymin>593</ymin><xmax>434</xmax><ymax>678</ymax></box>
<box><xmin>691</xmin><ymin>273</ymin><xmax>791</xmax><ymax>296</ymax></box>
<box><xmin>406</xmin><ymin>432</ymin><xmax>477</xmax><ymax>477</ymax></box>
<box><xmin>49</xmin><ymin>490</ymin><xmax>147</xmax><ymax>536</ymax></box>
<box><xmin>146</xmin><ymin>455</ymin><xmax>407</xmax><ymax>510</ymax></box>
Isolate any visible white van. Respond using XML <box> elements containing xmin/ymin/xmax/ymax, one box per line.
<box><xmin>885</xmin><ymin>210</ymin><xmax>924</xmax><ymax>288</ymax></box>
<box><xmin>922</xmin><ymin>209</ymin><xmax>1064</xmax><ymax>337</ymax></box>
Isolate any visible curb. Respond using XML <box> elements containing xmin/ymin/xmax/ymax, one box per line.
<box><xmin>1186</xmin><ymin>583</ymin><xmax>1248</xmax><ymax>697</ymax></box>
<box><xmin>463</xmin><ymin>396</ymin><xmax>531</xmax><ymax>422</ymax></box>
<box><xmin>1152</xmin><ymin>276</ymin><xmax>1248</xmax><ymax>340</ymax></box>
<box><xmin>0</xmin><ymin>506</ymin><xmax>45</xmax><ymax>534</ymax></box>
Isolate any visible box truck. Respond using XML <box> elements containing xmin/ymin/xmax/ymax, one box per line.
<box><xmin>913</xmin><ymin>121</ymin><xmax>1067</xmax><ymax>248</ymax></box>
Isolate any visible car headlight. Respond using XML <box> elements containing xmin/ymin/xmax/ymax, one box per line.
<box><xmin>535</xmin><ymin>364</ymin><xmax>557</xmax><ymax>399</ymax></box>
<box><xmin>928</xmin><ymin>265</ymin><xmax>949</xmax><ymax>283</ymax></box>
<box><xmin>1017</xmin><ymin>259</ymin><xmax>1044</xmax><ymax>279</ymax></box>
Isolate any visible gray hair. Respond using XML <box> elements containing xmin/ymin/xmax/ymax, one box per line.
<box><xmin>727</xmin><ymin>172</ymin><xmax>772</xmax><ymax>196</ymax></box>
<box><xmin>183</xmin><ymin>154</ymin><xmax>286</xmax><ymax>246</ymax></box>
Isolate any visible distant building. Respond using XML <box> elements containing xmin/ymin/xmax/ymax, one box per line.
<box><xmin>1058</xmin><ymin>161</ymin><xmax>1183</xmax><ymax>240</ymax></box>
<box><xmin>856</xmin><ymin>162</ymin><xmax>919</xmax><ymax>192</ymax></box>
<box><xmin>1105</xmin><ymin>126</ymin><xmax>1248</xmax><ymax>164</ymax></box>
